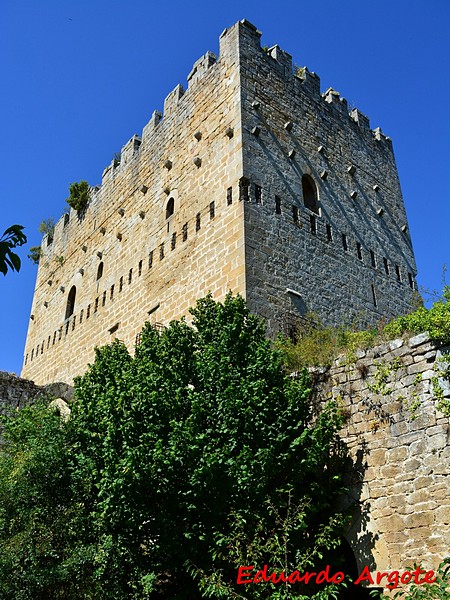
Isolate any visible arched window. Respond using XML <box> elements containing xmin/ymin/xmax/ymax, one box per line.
<box><xmin>65</xmin><ymin>286</ymin><xmax>76</xmax><ymax>320</ymax></box>
<box><xmin>96</xmin><ymin>261</ymin><xmax>104</xmax><ymax>280</ymax></box>
<box><xmin>166</xmin><ymin>197</ymin><xmax>175</xmax><ymax>219</ymax></box>
<box><xmin>302</xmin><ymin>175</ymin><xmax>320</xmax><ymax>214</ymax></box>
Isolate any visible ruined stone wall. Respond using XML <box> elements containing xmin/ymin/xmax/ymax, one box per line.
<box><xmin>22</xmin><ymin>23</ymin><xmax>247</xmax><ymax>385</ymax></box>
<box><xmin>0</xmin><ymin>371</ymin><xmax>73</xmax><ymax>416</ymax></box>
<box><xmin>237</xmin><ymin>23</ymin><xmax>417</xmax><ymax>333</ymax></box>
<box><xmin>314</xmin><ymin>333</ymin><xmax>449</xmax><ymax>576</ymax></box>
<box><xmin>0</xmin><ymin>372</ymin><xmax>44</xmax><ymax>416</ymax></box>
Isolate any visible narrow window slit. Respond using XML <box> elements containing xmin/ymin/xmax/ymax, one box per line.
<box><xmin>371</xmin><ymin>284</ymin><xmax>378</xmax><ymax>307</ymax></box>
<box><xmin>239</xmin><ymin>177</ymin><xmax>250</xmax><ymax>202</ymax></box>
<box><xmin>342</xmin><ymin>234</ymin><xmax>348</xmax><ymax>252</ymax></box>
<box><xmin>255</xmin><ymin>184</ymin><xmax>262</xmax><ymax>204</ymax></box>
<box><xmin>356</xmin><ymin>242</ymin><xmax>362</xmax><ymax>260</ymax></box>
<box><xmin>275</xmin><ymin>196</ymin><xmax>281</xmax><ymax>215</ymax></box>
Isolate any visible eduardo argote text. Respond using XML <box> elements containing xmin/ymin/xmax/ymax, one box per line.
<box><xmin>237</xmin><ymin>564</ymin><xmax>436</xmax><ymax>590</ymax></box>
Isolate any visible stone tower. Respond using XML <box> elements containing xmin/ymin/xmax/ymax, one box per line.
<box><xmin>22</xmin><ymin>19</ymin><xmax>417</xmax><ymax>385</ymax></box>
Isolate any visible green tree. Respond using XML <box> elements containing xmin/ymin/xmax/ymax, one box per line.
<box><xmin>0</xmin><ymin>401</ymin><xmax>97</xmax><ymax>600</ymax></box>
<box><xmin>28</xmin><ymin>245</ymin><xmax>42</xmax><ymax>264</ymax></box>
<box><xmin>72</xmin><ymin>293</ymin><xmax>350</xmax><ymax>598</ymax></box>
<box><xmin>0</xmin><ymin>224</ymin><xmax>26</xmax><ymax>275</ymax></box>
<box><xmin>0</xmin><ymin>294</ymin><xmax>350</xmax><ymax>599</ymax></box>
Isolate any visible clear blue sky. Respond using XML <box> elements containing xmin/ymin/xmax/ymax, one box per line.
<box><xmin>1</xmin><ymin>0</ymin><xmax>449</xmax><ymax>376</ymax></box>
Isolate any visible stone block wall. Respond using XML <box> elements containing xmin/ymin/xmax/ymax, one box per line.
<box><xmin>0</xmin><ymin>371</ymin><xmax>73</xmax><ymax>417</ymax></box>
<box><xmin>0</xmin><ymin>372</ymin><xmax>43</xmax><ymax>416</ymax></box>
<box><xmin>237</xmin><ymin>23</ymin><xmax>417</xmax><ymax>333</ymax></box>
<box><xmin>313</xmin><ymin>333</ymin><xmax>449</xmax><ymax>577</ymax></box>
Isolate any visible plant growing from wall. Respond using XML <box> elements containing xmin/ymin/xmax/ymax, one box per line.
<box><xmin>66</xmin><ymin>180</ymin><xmax>90</xmax><ymax>212</ymax></box>
<box><xmin>367</xmin><ymin>357</ymin><xmax>402</xmax><ymax>396</ymax></box>
<box><xmin>27</xmin><ymin>245</ymin><xmax>42</xmax><ymax>265</ymax></box>
<box><xmin>294</xmin><ymin>64</ymin><xmax>306</xmax><ymax>78</ymax></box>
<box><xmin>38</xmin><ymin>218</ymin><xmax>55</xmax><ymax>240</ymax></box>
<box><xmin>431</xmin><ymin>354</ymin><xmax>450</xmax><ymax>417</ymax></box>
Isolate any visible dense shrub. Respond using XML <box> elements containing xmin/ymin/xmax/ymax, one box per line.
<box><xmin>0</xmin><ymin>294</ymin><xmax>349</xmax><ymax>599</ymax></box>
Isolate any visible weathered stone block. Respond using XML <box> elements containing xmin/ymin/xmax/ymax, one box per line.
<box><xmin>409</xmin><ymin>333</ymin><xmax>430</xmax><ymax>348</ymax></box>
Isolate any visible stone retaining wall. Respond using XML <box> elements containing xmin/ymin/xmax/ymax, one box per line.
<box><xmin>313</xmin><ymin>332</ymin><xmax>449</xmax><ymax>580</ymax></box>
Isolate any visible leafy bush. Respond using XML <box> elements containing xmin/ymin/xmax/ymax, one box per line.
<box><xmin>384</xmin><ymin>286</ymin><xmax>450</xmax><ymax>344</ymax></box>
<box><xmin>71</xmin><ymin>293</ymin><xmax>350</xmax><ymax>598</ymax></box>
<box><xmin>66</xmin><ymin>181</ymin><xmax>90</xmax><ymax>212</ymax></box>
<box><xmin>396</xmin><ymin>558</ymin><xmax>450</xmax><ymax>599</ymax></box>
<box><xmin>369</xmin><ymin>558</ymin><xmax>450</xmax><ymax>599</ymax></box>
<box><xmin>0</xmin><ymin>401</ymin><xmax>97</xmax><ymax>600</ymax></box>
<box><xmin>0</xmin><ymin>294</ymin><xmax>350</xmax><ymax>599</ymax></box>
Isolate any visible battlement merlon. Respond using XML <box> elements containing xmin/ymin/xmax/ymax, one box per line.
<box><xmin>121</xmin><ymin>135</ymin><xmax>142</xmax><ymax>166</ymax></box>
<box><xmin>323</xmin><ymin>88</ymin><xmax>392</xmax><ymax>145</ymax></box>
<box><xmin>187</xmin><ymin>51</ymin><xmax>217</xmax><ymax>87</ymax></box>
